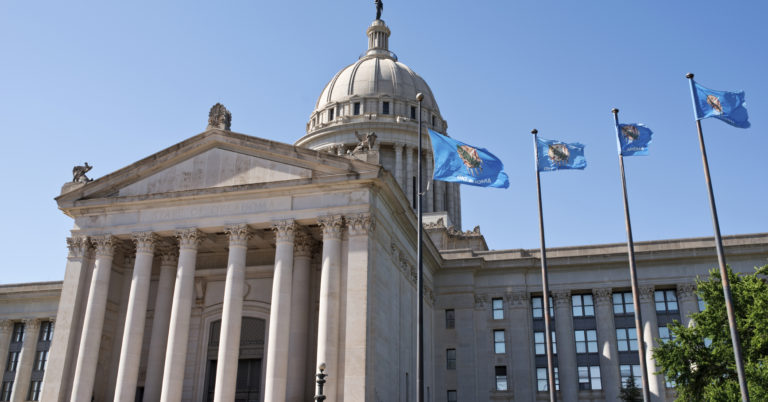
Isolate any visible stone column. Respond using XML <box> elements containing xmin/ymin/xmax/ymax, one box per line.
<box><xmin>41</xmin><ymin>236</ymin><xmax>91</xmax><ymax>402</ymax></box>
<box><xmin>315</xmin><ymin>215</ymin><xmax>343</xmax><ymax>401</ymax></box>
<box><xmin>506</xmin><ymin>291</ymin><xmax>534</xmax><ymax>401</ymax></box>
<box><xmin>455</xmin><ymin>184</ymin><xmax>462</xmax><ymax>228</ymax></box>
<box><xmin>113</xmin><ymin>233</ymin><xmax>157</xmax><ymax>402</ymax></box>
<box><xmin>593</xmin><ymin>288</ymin><xmax>620</xmax><ymax>401</ymax></box>
<box><xmin>213</xmin><ymin>224</ymin><xmax>252</xmax><ymax>402</ymax></box>
<box><xmin>677</xmin><ymin>283</ymin><xmax>699</xmax><ymax>328</ymax></box>
<box><xmin>553</xmin><ymin>289</ymin><xmax>578</xmax><ymax>402</ymax></box>
<box><xmin>264</xmin><ymin>220</ymin><xmax>296</xmax><ymax>402</ymax></box>
<box><xmin>435</xmin><ymin>180</ymin><xmax>445</xmax><ymax>213</ymax></box>
<box><xmin>446</xmin><ymin>183</ymin><xmax>456</xmax><ymax>226</ymax></box>
<box><xmin>286</xmin><ymin>230</ymin><xmax>313</xmax><ymax>402</ymax></box>
<box><xmin>406</xmin><ymin>145</ymin><xmax>414</xmax><ymax>208</ymax></box>
<box><xmin>425</xmin><ymin>151</ymin><xmax>434</xmax><ymax>212</ymax></box>
<box><xmin>11</xmin><ymin>319</ymin><xmax>40</xmax><ymax>402</ymax></box>
<box><xmin>142</xmin><ymin>244</ymin><xmax>178</xmax><ymax>402</ymax></box>
<box><xmin>343</xmin><ymin>214</ymin><xmax>374</xmax><ymax>400</ymax></box>
<box><xmin>639</xmin><ymin>285</ymin><xmax>665</xmax><ymax>402</ymax></box>
<box><xmin>160</xmin><ymin>229</ymin><xmax>202</xmax><ymax>402</ymax></box>
<box><xmin>0</xmin><ymin>320</ymin><xmax>12</xmax><ymax>373</ymax></box>
<box><xmin>70</xmin><ymin>235</ymin><xmax>116</xmax><ymax>402</ymax></box>
<box><xmin>394</xmin><ymin>143</ymin><xmax>404</xmax><ymax>192</ymax></box>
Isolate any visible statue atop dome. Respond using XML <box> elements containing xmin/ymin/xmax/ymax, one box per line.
<box><xmin>207</xmin><ymin>103</ymin><xmax>232</xmax><ymax>131</ymax></box>
<box><xmin>375</xmin><ymin>0</ymin><xmax>383</xmax><ymax>20</ymax></box>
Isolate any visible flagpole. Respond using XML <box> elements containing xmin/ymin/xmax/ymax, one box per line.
<box><xmin>685</xmin><ymin>73</ymin><xmax>750</xmax><ymax>402</ymax></box>
<box><xmin>416</xmin><ymin>92</ymin><xmax>425</xmax><ymax>402</ymax></box>
<box><xmin>531</xmin><ymin>129</ymin><xmax>557</xmax><ymax>402</ymax></box>
<box><xmin>611</xmin><ymin>109</ymin><xmax>651</xmax><ymax>402</ymax></box>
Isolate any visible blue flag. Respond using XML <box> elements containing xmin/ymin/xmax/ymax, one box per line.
<box><xmin>692</xmin><ymin>82</ymin><xmax>750</xmax><ymax>128</ymax></box>
<box><xmin>428</xmin><ymin>129</ymin><xmax>509</xmax><ymax>188</ymax></box>
<box><xmin>536</xmin><ymin>137</ymin><xmax>586</xmax><ymax>171</ymax></box>
<box><xmin>617</xmin><ymin>123</ymin><xmax>653</xmax><ymax>156</ymax></box>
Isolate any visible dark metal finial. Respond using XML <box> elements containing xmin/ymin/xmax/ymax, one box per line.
<box><xmin>531</xmin><ymin>129</ymin><xmax>538</xmax><ymax>135</ymax></box>
<box><xmin>686</xmin><ymin>72</ymin><xmax>694</xmax><ymax>79</ymax></box>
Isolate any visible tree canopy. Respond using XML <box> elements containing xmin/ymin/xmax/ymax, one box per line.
<box><xmin>653</xmin><ymin>265</ymin><xmax>768</xmax><ymax>401</ymax></box>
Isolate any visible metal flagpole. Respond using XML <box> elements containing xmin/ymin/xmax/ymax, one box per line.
<box><xmin>611</xmin><ymin>109</ymin><xmax>651</xmax><ymax>402</ymax></box>
<box><xmin>531</xmin><ymin>129</ymin><xmax>557</xmax><ymax>402</ymax></box>
<box><xmin>416</xmin><ymin>92</ymin><xmax>425</xmax><ymax>402</ymax></box>
<box><xmin>685</xmin><ymin>73</ymin><xmax>750</xmax><ymax>402</ymax></box>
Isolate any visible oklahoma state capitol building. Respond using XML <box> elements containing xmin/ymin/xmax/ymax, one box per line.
<box><xmin>1</xmin><ymin>15</ymin><xmax>766</xmax><ymax>402</ymax></box>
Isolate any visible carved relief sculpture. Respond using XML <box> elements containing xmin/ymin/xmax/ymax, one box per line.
<box><xmin>207</xmin><ymin>103</ymin><xmax>232</xmax><ymax>131</ymax></box>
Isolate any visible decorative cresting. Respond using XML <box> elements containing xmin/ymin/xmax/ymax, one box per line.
<box><xmin>505</xmin><ymin>290</ymin><xmax>528</xmax><ymax>307</ymax></box>
<box><xmin>225</xmin><ymin>224</ymin><xmax>253</xmax><ymax>247</ymax></box>
<box><xmin>677</xmin><ymin>283</ymin><xmax>698</xmax><ymax>302</ymax></box>
<box><xmin>593</xmin><ymin>287</ymin><xmax>614</xmax><ymax>305</ymax></box>
<box><xmin>91</xmin><ymin>235</ymin><xmax>117</xmax><ymax>258</ymax></box>
<box><xmin>132</xmin><ymin>232</ymin><xmax>158</xmax><ymax>254</ymax></box>
<box><xmin>207</xmin><ymin>103</ymin><xmax>232</xmax><ymax>131</ymax></box>
<box><xmin>346</xmin><ymin>213</ymin><xmax>375</xmax><ymax>236</ymax></box>
<box><xmin>552</xmin><ymin>289</ymin><xmax>572</xmax><ymax>307</ymax></box>
<box><xmin>294</xmin><ymin>230</ymin><xmax>314</xmax><ymax>257</ymax></box>
<box><xmin>638</xmin><ymin>285</ymin><xmax>656</xmax><ymax>302</ymax></box>
<box><xmin>318</xmin><ymin>215</ymin><xmax>344</xmax><ymax>240</ymax></box>
<box><xmin>176</xmin><ymin>228</ymin><xmax>204</xmax><ymax>250</ymax></box>
<box><xmin>272</xmin><ymin>220</ymin><xmax>297</xmax><ymax>243</ymax></box>
<box><xmin>66</xmin><ymin>235</ymin><xmax>91</xmax><ymax>259</ymax></box>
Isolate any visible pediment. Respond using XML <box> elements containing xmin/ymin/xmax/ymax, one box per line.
<box><xmin>57</xmin><ymin>129</ymin><xmax>380</xmax><ymax>207</ymax></box>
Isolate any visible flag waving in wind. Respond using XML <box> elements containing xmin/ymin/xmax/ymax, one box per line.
<box><xmin>536</xmin><ymin>137</ymin><xmax>586</xmax><ymax>171</ymax></box>
<box><xmin>617</xmin><ymin>123</ymin><xmax>653</xmax><ymax>156</ymax></box>
<box><xmin>692</xmin><ymin>82</ymin><xmax>750</xmax><ymax>128</ymax></box>
<box><xmin>428</xmin><ymin>129</ymin><xmax>509</xmax><ymax>188</ymax></box>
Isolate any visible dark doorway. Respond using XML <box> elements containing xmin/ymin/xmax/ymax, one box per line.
<box><xmin>203</xmin><ymin>317</ymin><xmax>266</xmax><ymax>402</ymax></box>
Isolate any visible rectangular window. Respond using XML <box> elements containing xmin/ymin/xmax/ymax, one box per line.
<box><xmin>446</xmin><ymin>348</ymin><xmax>456</xmax><ymax>370</ymax></box>
<box><xmin>578</xmin><ymin>365</ymin><xmax>602</xmax><ymax>390</ymax></box>
<box><xmin>328</xmin><ymin>108</ymin><xmax>334</xmax><ymax>121</ymax></box>
<box><xmin>27</xmin><ymin>380</ymin><xmax>42</xmax><ymax>401</ymax></box>
<box><xmin>382</xmin><ymin>101</ymin><xmax>390</xmax><ymax>115</ymax></box>
<box><xmin>574</xmin><ymin>329</ymin><xmax>598</xmax><ymax>354</ymax></box>
<box><xmin>0</xmin><ymin>381</ymin><xmax>13</xmax><ymax>402</ymax></box>
<box><xmin>12</xmin><ymin>323</ymin><xmax>24</xmax><ymax>343</ymax></box>
<box><xmin>431</xmin><ymin>115</ymin><xmax>436</xmax><ymax>126</ymax></box>
<box><xmin>572</xmin><ymin>294</ymin><xmax>594</xmax><ymax>317</ymax></box>
<box><xmin>658</xmin><ymin>325</ymin><xmax>672</xmax><ymax>343</ymax></box>
<box><xmin>534</xmin><ymin>331</ymin><xmax>557</xmax><ymax>355</ymax></box>
<box><xmin>6</xmin><ymin>351</ymin><xmax>19</xmax><ymax>372</ymax></box>
<box><xmin>536</xmin><ymin>367</ymin><xmax>560</xmax><ymax>391</ymax></box>
<box><xmin>698</xmin><ymin>294</ymin><xmax>706</xmax><ymax>312</ymax></box>
<box><xmin>616</xmin><ymin>328</ymin><xmax>638</xmax><ymax>352</ymax></box>
<box><xmin>620</xmin><ymin>364</ymin><xmax>642</xmax><ymax>388</ymax></box>
<box><xmin>446</xmin><ymin>390</ymin><xmax>457</xmax><ymax>402</ymax></box>
<box><xmin>34</xmin><ymin>350</ymin><xmax>48</xmax><ymax>371</ymax></box>
<box><xmin>353</xmin><ymin>102</ymin><xmax>361</xmax><ymax>115</ymax></box>
<box><xmin>613</xmin><ymin>292</ymin><xmax>635</xmax><ymax>315</ymax></box>
<box><xmin>410</xmin><ymin>106</ymin><xmax>416</xmax><ymax>119</ymax></box>
<box><xmin>494</xmin><ymin>330</ymin><xmax>506</xmax><ymax>354</ymax></box>
<box><xmin>445</xmin><ymin>309</ymin><xmax>455</xmax><ymax>329</ymax></box>
<box><xmin>492</xmin><ymin>298</ymin><xmax>504</xmax><ymax>320</ymax></box>
<box><xmin>532</xmin><ymin>296</ymin><xmax>554</xmax><ymax>319</ymax></box>
<box><xmin>495</xmin><ymin>366</ymin><xmax>508</xmax><ymax>391</ymax></box>
<box><xmin>655</xmin><ymin>290</ymin><xmax>678</xmax><ymax>312</ymax></box>
<box><xmin>39</xmin><ymin>321</ymin><xmax>54</xmax><ymax>342</ymax></box>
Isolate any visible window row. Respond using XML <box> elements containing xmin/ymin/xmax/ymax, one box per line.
<box><xmin>0</xmin><ymin>380</ymin><xmax>42</xmax><ymax>402</ymax></box>
<box><xmin>319</xmin><ymin>102</ymin><xmax>438</xmax><ymax>122</ymax></box>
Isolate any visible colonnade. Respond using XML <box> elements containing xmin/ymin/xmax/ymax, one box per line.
<box><xmin>46</xmin><ymin>213</ymin><xmax>373</xmax><ymax>402</ymax></box>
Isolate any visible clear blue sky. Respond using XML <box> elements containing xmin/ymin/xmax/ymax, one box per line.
<box><xmin>1</xmin><ymin>1</ymin><xmax>766</xmax><ymax>284</ymax></box>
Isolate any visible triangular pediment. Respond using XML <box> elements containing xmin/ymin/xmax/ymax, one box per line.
<box><xmin>57</xmin><ymin>129</ymin><xmax>381</xmax><ymax>208</ymax></box>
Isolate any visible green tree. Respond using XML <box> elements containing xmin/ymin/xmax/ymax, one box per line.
<box><xmin>619</xmin><ymin>374</ymin><xmax>642</xmax><ymax>402</ymax></box>
<box><xmin>653</xmin><ymin>265</ymin><xmax>768</xmax><ymax>401</ymax></box>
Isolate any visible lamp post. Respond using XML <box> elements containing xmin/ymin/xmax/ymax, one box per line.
<box><xmin>314</xmin><ymin>363</ymin><xmax>327</xmax><ymax>402</ymax></box>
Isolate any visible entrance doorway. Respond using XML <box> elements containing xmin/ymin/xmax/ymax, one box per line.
<box><xmin>203</xmin><ymin>317</ymin><xmax>266</xmax><ymax>402</ymax></box>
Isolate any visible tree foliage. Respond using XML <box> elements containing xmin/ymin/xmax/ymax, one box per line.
<box><xmin>653</xmin><ymin>265</ymin><xmax>768</xmax><ymax>401</ymax></box>
<box><xmin>619</xmin><ymin>374</ymin><xmax>642</xmax><ymax>402</ymax></box>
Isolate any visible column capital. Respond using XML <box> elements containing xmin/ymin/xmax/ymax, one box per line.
<box><xmin>272</xmin><ymin>220</ymin><xmax>296</xmax><ymax>243</ymax></box>
<box><xmin>91</xmin><ymin>235</ymin><xmax>118</xmax><ymax>258</ymax></box>
<box><xmin>176</xmin><ymin>228</ymin><xmax>203</xmax><ymax>250</ymax></box>
<box><xmin>158</xmin><ymin>242</ymin><xmax>179</xmax><ymax>267</ymax></box>
<box><xmin>0</xmin><ymin>319</ymin><xmax>13</xmax><ymax>333</ymax></box>
<box><xmin>552</xmin><ymin>289</ymin><xmax>571</xmax><ymax>307</ymax></box>
<box><xmin>346</xmin><ymin>213</ymin><xmax>375</xmax><ymax>236</ymax></box>
<box><xmin>23</xmin><ymin>318</ymin><xmax>41</xmax><ymax>331</ymax></box>
<box><xmin>294</xmin><ymin>230</ymin><xmax>314</xmax><ymax>258</ymax></box>
<box><xmin>677</xmin><ymin>283</ymin><xmax>698</xmax><ymax>302</ymax></box>
<box><xmin>318</xmin><ymin>215</ymin><xmax>344</xmax><ymax>240</ymax></box>
<box><xmin>474</xmin><ymin>293</ymin><xmax>489</xmax><ymax>310</ymax></box>
<box><xmin>393</xmin><ymin>142</ymin><xmax>404</xmax><ymax>151</ymax></box>
<box><xmin>592</xmin><ymin>287</ymin><xmax>613</xmax><ymax>305</ymax></box>
<box><xmin>225</xmin><ymin>224</ymin><xmax>253</xmax><ymax>247</ymax></box>
<box><xmin>48</xmin><ymin>317</ymin><xmax>56</xmax><ymax>324</ymax></box>
<box><xmin>132</xmin><ymin>232</ymin><xmax>159</xmax><ymax>254</ymax></box>
<box><xmin>638</xmin><ymin>285</ymin><xmax>656</xmax><ymax>302</ymax></box>
<box><xmin>66</xmin><ymin>235</ymin><xmax>91</xmax><ymax>259</ymax></box>
<box><xmin>505</xmin><ymin>290</ymin><xmax>528</xmax><ymax>307</ymax></box>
